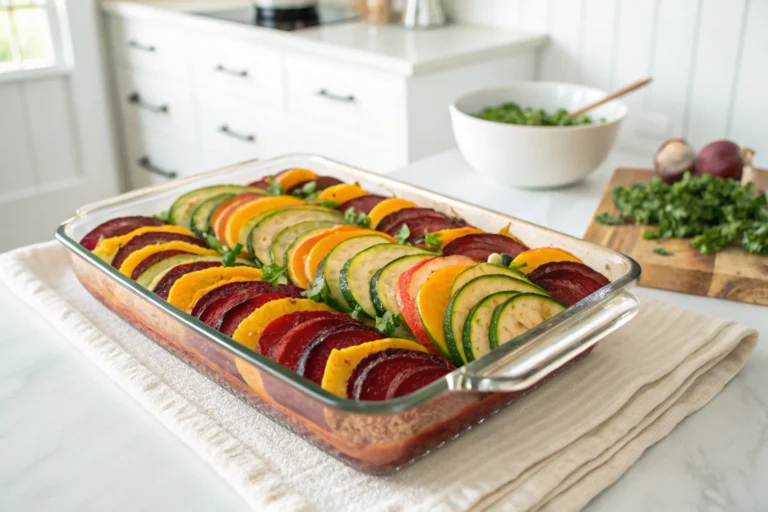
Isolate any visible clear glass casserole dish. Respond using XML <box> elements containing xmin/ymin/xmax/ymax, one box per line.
<box><xmin>56</xmin><ymin>154</ymin><xmax>641</xmax><ymax>474</ymax></box>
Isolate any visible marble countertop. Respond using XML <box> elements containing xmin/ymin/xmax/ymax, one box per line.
<box><xmin>101</xmin><ymin>0</ymin><xmax>546</xmax><ymax>75</ymax></box>
<box><xmin>1</xmin><ymin>149</ymin><xmax>766</xmax><ymax>511</ymax></box>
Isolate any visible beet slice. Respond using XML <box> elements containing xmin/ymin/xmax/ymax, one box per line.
<box><xmin>272</xmin><ymin>317</ymin><xmax>363</xmax><ymax>371</ymax></box>
<box><xmin>531</xmin><ymin>274</ymin><xmax>605</xmax><ymax>307</ymax></box>
<box><xmin>200</xmin><ymin>292</ymin><xmax>279</xmax><ymax>328</ymax></box>
<box><xmin>385</xmin><ymin>216</ymin><xmax>470</xmax><ymax>244</ymax></box>
<box><xmin>348</xmin><ymin>349</ymin><xmax>452</xmax><ymax>401</ymax></box>
<box><xmin>199</xmin><ymin>284</ymin><xmax>303</xmax><ymax>329</ymax></box>
<box><xmin>296</xmin><ymin>327</ymin><xmax>384</xmax><ymax>384</ymax></box>
<box><xmin>258</xmin><ymin>311</ymin><xmax>337</xmax><ymax>359</ymax></box>
<box><xmin>335</xmin><ymin>194</ymin><xmax>387</xmax><ymax>214</ymax></box>
<box><xmin>387</xmin><ymin>366</ymin><xmax>452</xmax><ymax>399</ymax></box>
<box><xmin>375</xmin><ymin>208</ymin><xmax>451</xmax><ymax>234</ymax></box>
<box><xmin>80</xmin><ymin>216</ymin><xmax>166</xmax><ymax>250</ymax></box>
<box><xmin>247</xmin><ymin>177</ymin><xmax>270</xmax><ymax>190</ymax></box>
<box><xmin>442</xmin><ymin>233</ymin><xmax>529</xmax><ymax>261</ymax></box>
<box><xmin>190</xmin><ymin>281</ymin><xmax>301</xmax><ymax>318</ymax></box>
<box><xmin>111</xmin><ymin>231</ymin><xmax>206</xmax><ymax>269</ymax></box>
<box><xmin>219</xmin><ymin>298</ymin><xmax>271</xmax><ymax>337</ymax></box>
<box><xmin>526</xmin><ymin>261</ymin><xmax>610</xmax><ymax>287</ymax></box>
<box><xmin>129</xmin><ymin>250</ymin><xmax>191</xmax><ymax>280</ymax></box>
<box><xmin>285</xmin><ymin>176</ymin><xmax>344</xmax><ymax>194</ymax></box>
<box><xmin>153</xmin><ymin>261</ymin><xmax>222</xmax><ymax>300</ymax></box>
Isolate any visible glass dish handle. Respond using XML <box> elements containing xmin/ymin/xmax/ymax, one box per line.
<box><xmin>446</xmin><ymin>291</ymin><xmax>640</xmax><ymax>393</ymax></box>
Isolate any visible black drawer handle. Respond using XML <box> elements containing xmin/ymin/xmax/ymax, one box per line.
<box><xmin>214</xmin><ymin>64</ymin><xmax>249</xmax><ymax>78</ymax></box>
<box><xmin>316</xmin><ymin>88</ymin><xmax>356</xmax><ymax>103</ymax></box>
<box><xmin>138</xmin><ymin>156</ymin><xmax>177</xmax><ymax>179</ymax></box>
<box><xmin>128</xmin><ymin>93</ymin><xmax>169</xmax><ymax>114</ymax></box>
<box><xmin>128</xmin><ymin>39</ymin><xmax>156</xmax><ymax>52</ymax></box>
<box><xmin>219</xmin><ymin>124</ymin><xmax>255</xmax><ymax>143</ymax></box>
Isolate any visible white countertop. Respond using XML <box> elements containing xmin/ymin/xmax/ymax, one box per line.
<box><xmin>101</xmin><ymin>0</ymin><xmax>546</xmax><ymax>75</ymax></box>
<box><xmin>2</xmin><ymin>149</ymin><xmax>766</xmax><ymax>511</ymax></box>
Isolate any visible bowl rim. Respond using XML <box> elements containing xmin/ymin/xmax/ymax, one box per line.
<box><xmin>450</xmin><ymin>81</ymin><xmax>628</xmax><ymax>132</ymax></box>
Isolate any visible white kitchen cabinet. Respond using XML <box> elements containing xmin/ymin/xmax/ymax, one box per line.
<box><xmin>103</xmin><ymin>5</ymin><xmax>544</xmax><ymax>188</ymax></box>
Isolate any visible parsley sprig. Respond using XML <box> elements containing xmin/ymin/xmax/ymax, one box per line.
<box><xmin>375</xmin><ymin>311</ymin><xmax>402</xmax><ymax>336</ymax></box>
<box><xmin>344</xmin><ymin>207</ymin><xmax>371</xmax><ymax>228</ymax></box>
<box><xmin>596</xmin><ymin>173</ymin><xmax>767</xmax><ymax>255</ymax></box>
<box><xmin>394</xmin><ymin>224</ymin><xmax>411</xmax><ymax>245</ymax></box>
<box><xmin>266</xmin><ymin>176</ymin><xmax>283</xmax><ymax>196</ymax></box>
<box><xmin>260</xmin><ymin>264</ymin><xmax>288</xmax><ymax>286</ymax></box>
<box><xmin>204</xmin><ymin>233</ymin><xmax>245</xmax><ymax>267</ymax></box>
<box><xmin>304</xmin><ymin>275</ymin><xmax>331</xmax><ymax>303</ymax></box>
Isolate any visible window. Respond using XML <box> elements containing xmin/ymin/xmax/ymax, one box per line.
<box><xmin>0</xmin><ymin>0</ymin><xmax>65</xmax><ymax>74</ymax></box>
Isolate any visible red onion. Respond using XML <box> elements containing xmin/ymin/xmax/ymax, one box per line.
<box><xmin>696</xmin><ymin>140</ymin><xmax>745</xmax><ymax>180</ymax></box>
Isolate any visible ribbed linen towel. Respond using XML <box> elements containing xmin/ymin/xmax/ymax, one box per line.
<box><xmin>0</xmin><ymin>241</ymin><xmax>758</xmax><ymax>511</ymax></box>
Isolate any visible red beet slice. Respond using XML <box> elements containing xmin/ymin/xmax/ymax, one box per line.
<box><xmin>375</xmin><ymin>208</ymin><xmax>451</xmax><ymax>234</ymax></box>
<box><xmin>190</xmin><ymin>281</ymin><xmax>301</xmax><ymax>318</ymax></box>
<box><xmin>200</xmin><ymin>292</ymin><xmax>281</xmax><ymax>328</ymax></box>
<box><xmin>442</xmin><ymin>233</ymin><xmax>529</xmax><ymax>261</ymax></box>
<box><xmin>258</xmin><ymin>311</ymin><xmax>337</xmax><ymax>358</ymax></box>
<box><xmin>296</xmin><ymin>327</ymin><xmax>384</xmax><ymax>384</ymax></box>
<box><xmin>348</xmin><ymin>349</ymin><xmax>452</xmax><ymax>401</ymax></box>
<box><xmin>111</xmin><ymin>231</ymin><xmax>206</xmax><ymax>269</ymax></box>
<box><xmin>80</xmin><ymin>216</ymin><xmax>166</xmax><ymax>250</ymax></box>
<box><xmin>129</xmin><ymin>250</ymin><xmax>191</xmax><ymax>280</ymax></box>
<box><xmin>152</xmin><ymin>261</ymin><xmax>223</xmax><ymax>300</ymax></box>
<box><xmin>272</xmin><ymin>317</ymin><xmax>363</xmax><ymax>371</ymax></box>
<box><xmin>531</xmin><ymin>274</ymin><xmax>606</xmax><ymax>307</ymax></box>
<box><xmin>526</xmin><ymin>261</ymin><xmax>610</xmax><ymax>287</ymax></box>
<box><xmin>285</xmin><ymin>175</ymin><xmax>344</xmax><ymax>194</ymax></box>
<box><xmin>385</xmin><ymin>216</ymin><xmax>470</xmax><ymax>244</ymax></box>
<box><xmin>336</xmin><ymin>194</ymin><xmax>387</xmax><ymax>214</ymax></box>
<box><xmin>199</xmin><ymin>284</ymin><xmax>303</xmax><ymax>329</ymax></box>
<box><xmin>218</xmin><ymin>298</ymin><xmax>271</xmax><ymax>337</ymax></box>
<box><xmin>247</xmin><ymin>177</ymin><xmax>270</xmax><ymax>190</ymax></box>
<box><xmin>387</xmin><ymin>366</ymin><xmax>452</xmax><ymax>399</ymax></box>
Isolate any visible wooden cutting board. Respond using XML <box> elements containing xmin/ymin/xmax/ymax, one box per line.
<box><xmin>583</xmin><ymin>168</ymin><xmax>768</xmax><ymax>306</ymax></box>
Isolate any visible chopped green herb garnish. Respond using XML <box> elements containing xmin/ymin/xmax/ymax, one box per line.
<box><xmin>475</xmin><ymin>103</ymin><xmax>596</xmax><ymax>126</ymax></box>
<box><xmin>508</xmin><ymin>261</ymin><xmax>528</xmax><ymax>271</ymax></box>
<box><xmin>309</xmin><ymin>199</ymin><xmax>338</xmax><ymax>209</ymax></box>
<box><xmin>350</xmin><ymin>305</ymin><xmax>363</xmax><ymax>320</ymax></box>
<box><xmin>154</xmin><ymin>210</ymin><xmax>171</xmax><ymax>222</ymax></box>
<box><xmin>608</xmin><ymin>172</ymin><xmax>767</xmax><ymax>255</ymax></box>
<box><xmin>304</xmin><ymin>276</ymin><xmax>330</xmax><ymax>302</ymax></box>
<box><xmin>375</xmin><ymin>311</ymin><xmax>402</xmax><ymax>336</ymax></box>
<box><xmin>423</xmin><ymin>232</ymin><xmax>443</xmax><ymax>251</ymax></box>
<box><xmin>292</xmin><ymin>180</ymin><xmax>317</xmax><ymax>198</ymax></box>
<box><xmin>260</xmin><ymin>264</ymin><xmax>288</xmax><ymax>286</ymax></box>
<box><xmin>267</xmin><ymin>176</ymin><xmax>283</xmax><ymax>196</ymax></box>
<box><xmin>222</xmin><ymin>243</ymin><xmax>243</xmax><ymax>267</ymax></box>
<box><xmin>595</xmin><ymin>213</ymin><xmax>627</xmax><ymax>226</ymax></box>
<box><xmin>653</xmin><ymin>247</ymin><xmax>673</xmax><ymax>256</ymax></box>
<box><xmin>395</xmin><ymin>224</ymin><xmax>411</xmax><ymax>245</ymax></box>
<box><xmin>204</xmin><ymin>232</ymin><xmax>224</xmax><ymax>252</ymax></box>
<box><xmin>344</xmin><ymin>207</ymin><xmax>371</xmax><ymax>228</ymax></box>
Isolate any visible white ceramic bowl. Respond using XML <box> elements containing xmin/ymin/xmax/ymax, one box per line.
<box><xmin>450</xmin><ymin>82</ymin><xmax>627</xmax><ymax>188</ymax></box>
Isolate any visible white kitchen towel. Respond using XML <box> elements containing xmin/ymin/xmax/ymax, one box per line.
<box><xmin>0</xmin><ymin>241</ymin><xmax>758</xmax><ymax>512</ymax></box>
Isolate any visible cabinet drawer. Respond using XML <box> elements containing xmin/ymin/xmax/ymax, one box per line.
<box><xmin>285</xmin><ymin>54</ymin><xmax>406</xmax><ymax>138</ymax></box>
<box><xmin>107</xmin><ymin>16</ymin><xmax>188</xmax><ymax>77</ymax></box>
<box><xmin>123</xmin><ymin>125</ymin><xmax>204</xmax><ymax>189</ymax></box>
<box><xmin>197</xmin><ymin>90</ymin><xmax>294</xmax><ymax>168</ymax></box>
<box><xmin>116</xmin><ymin>68</ymin><xmax>196</xmax><ymax>143</ymax></box>
<box><xmin>192</xmin><ymin>38</ymin><xmax>283</xmax><ymax>110</ymax></box>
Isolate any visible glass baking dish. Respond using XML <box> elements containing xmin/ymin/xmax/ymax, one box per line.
<box><xmin>56</xmin><ymin>154</ymin><xmax>641</xmax><ymax>474</ymax></box>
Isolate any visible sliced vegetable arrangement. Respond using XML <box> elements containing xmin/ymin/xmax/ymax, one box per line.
<box><xmin>78</xmin><ymin>167</ymin><xmax>614</xmax><ymax>400</ymax></box>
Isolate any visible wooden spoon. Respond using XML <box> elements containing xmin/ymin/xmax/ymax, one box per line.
<box><xmin>569</xmin><ymin>77</ymin><xmax>653</xmax><ymax>119</ymax></box>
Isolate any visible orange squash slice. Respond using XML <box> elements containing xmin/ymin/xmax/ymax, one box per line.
<box><xmin>512</xmin><ymin>247</ymin><xmax>583</xmax><ymax>274</ymax></box>
<box><xmin>211</xmin><ymin>193</ymin><xmax>266</xmax><ymax>241</ymax></box>
<box><xmin>166</xmin><ymin>266</ymin><xmax>263</xmax><ymax>311</ymax></box>
<box><xmin>287</xmin><ymin>225</ymin><xmax>359</xmax><ymax>288</ymax></box>
<box><xmin>416</xmin><ymin>264</ymin><xmax>473</xmax><ymax>357</ymax></box>
<box><xmin>304</xmin><ymin>229</ymin><xmax>396</xmax><ymax>284</ymax></box>
<box><xmin>429</xmin><ymin>227</ymin><xmax>484</xmax><ymax>249</ymax></box>
<box><xmin>275</xmin><ymin>168</ymin><xmax>318</xmax><ymax>191</ymax></box>
<box><xmin>367</xmin><ymin>198</ymin><xmax>416</xmax><ymax>228</ymax></box>
<box><xmin>498</xmin><ymin>222</ymin><xmax>527</xmax><ymax>246</ymax></box>
<box><xmin>223</xmin><ymin>196</ymin><xmax>305</xmax><ymax>248</ymax></box>
<box><xmin>93</xmin><ymin>225</ymin><xmax>195</xmax><ymax>263</ymax></box>
<box><xmin>321</xmin><ymin>338</ymin><xmax>427</xmax><ymax>398</ymax></box>
<box><xmin>118</xmin><ymin>241</ymin><xmax>218</xmax><ymax>277</ymax></box>
<box><xmin>316</xmin><ymin>183</ymin><xmax>367</xmax><ymax>205</ymax></box>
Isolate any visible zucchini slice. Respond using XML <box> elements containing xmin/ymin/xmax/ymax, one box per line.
<box><xmin>370</xmin><ymin>254</ymin><xmax>433</xmax><ymax>317</ymax></box>
<box><xmin>444</xmin><ymin>275</ymin><xmax>547</xmax><ymax>365</ymax></box>
<box><xmin>169</xmin><ymin>185</ymin><xmax>265</xmax><ymax>230</ymax></box>
<box><xmin>271</xmin><ymin>220</ymin><xmax>338</xmax><ymax>265</ymax></box>
<box><xmin>247</xmin><ymin>206</ymin><xmax>343</xmax><ymax>265</ymax></box>
<box><xmin>340</xmin><ymin>244</ymin><xmax>430</xmax><ymax>319</ymax></box>
<box><xmin>315</xmin><ymin>234</ymin><xmax>392</xmax><ymax>312</ymax></box>
<box><xmin>139</xmin><ymin>254</ymin><xmax>223</xmax><ymax>289</ymax></box>
<box><xmin>462</xmin><ymin>291</ymin><xmax>518</xmax><ymax>362</ymax></box>
<box><xmin>489</xmin><ymin>293</ymin><xmax>565</xmax><ymax>349</ymax></box>
<box><xmin>450</xmin><ymin>262</ymin><xmax>532</xmax><ymax>296</ymax></box>
<box><xmin>190</xmin><ymin>192</ymin><xmax>236</xmax><ymax>238</ymax></box>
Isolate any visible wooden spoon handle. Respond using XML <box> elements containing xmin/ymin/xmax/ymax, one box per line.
<box><xmin>569</xmin><ymin>77</ymin><xmax>653</xmax><ymax>119</ymax></box>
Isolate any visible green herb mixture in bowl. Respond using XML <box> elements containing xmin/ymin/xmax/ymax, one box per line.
<box><xmin>475</xmin><ymin>102</ymin><xmax>602</xmax><ymax>127</ymax></box>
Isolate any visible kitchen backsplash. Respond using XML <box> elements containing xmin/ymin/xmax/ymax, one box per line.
<box><xmin>443</xmin><ymin>0</ymin><xmax>766</xmax><ymax>166</ymax></box>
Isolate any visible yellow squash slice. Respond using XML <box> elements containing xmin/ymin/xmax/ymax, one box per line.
<box><xmin>275</xmin><ymin>168</ymin><xmax>318</xmax><ymax>191</ymax></box>
<box><xmin>92</xmin><ymin>225</ymin><xmax>195</xmax><ymax>264</ymax></box>
<box><xmin>512</xmin><ymin>247</ymin><xmax>582</xmax><ymax>274</ymax></box>
<box><xmin>430</xmin><ymin>227</ymin><xmax>484</xmax><ymax>249</ymax></box>
<box><xmin>304</xmin><ymin>229</ymin><xmax>396</xmax><ymax>284</ymax></box>
<box><xmin>316</xmin><ymin>183</ymin><xmax>367</xmax><ymax>204</ymax></box>
<box><xmin>321</xmin><ymin>338</ymin><xmax>427</xmax><ymax>398</ymax></box>
<box><xmin>498</xmin><ymin>222</ymin><xmax>527</xmax><ymax>246</ymax></box>
<box><xmin>232</xmin><ymin>298</ymin><xmax>336</xmax><ymax>352</ymax></box>
<box><xmin>416</xmin><ymin>264</ymin><xmax>472</xmax><ymax>356</ymax></box>
<box><xmin>368</xmin><ymin>198</ymin><xmax>416</xmax><ymax>228</ymax></box>
<box><xmin>118</xmin><ymin>241</ymin><xmax>219</xmax><ymax>277</ymax></box>
<box><xmin>223</xmin><ymin>196</ymin><xmax>305</xmax><ymax>248</ymax></box>
<box><xmin>166</xmin><ymin>266</ymin><xmax>263</xmax><ymax>312</ymax></box>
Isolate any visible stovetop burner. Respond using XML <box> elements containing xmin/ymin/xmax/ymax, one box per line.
<box><xmin>193</xmin><ymin>6</ymin><xmax>358</xmax><ymax>32</ymax></box>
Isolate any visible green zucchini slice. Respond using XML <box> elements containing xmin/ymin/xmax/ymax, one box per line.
<box><xmin>370</xmin><ymin>254</ymin><xmax>433</xmax><ymax>317</ymax></box>
<box><xmin>489</xmin><ymin>293</ymin><xmax>565</xmax><ymax>349</ymax></box>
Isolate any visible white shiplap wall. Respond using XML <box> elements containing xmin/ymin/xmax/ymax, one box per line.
<box><xmin>443</xmin><ymin>0</ymin><xmax>766</xmax><ymax>166</ymax></box>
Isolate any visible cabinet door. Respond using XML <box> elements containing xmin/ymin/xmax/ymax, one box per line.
<box><xmin>123</xmin><ymin>125</ymin><xmax>205</xmax><ymax>189</ymax></box>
